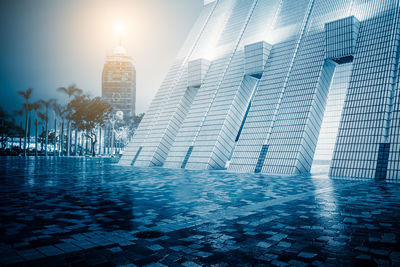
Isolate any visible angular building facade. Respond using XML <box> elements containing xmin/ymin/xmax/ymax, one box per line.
<box><xmin>102</xmin><ymin>45</ymin><xmax>136</xmax><ymax>120</ymax></box>
<box><xmin>119</xmin><ymin>0</ymin><xmax>400</xmax><ymax>180</ymax></box>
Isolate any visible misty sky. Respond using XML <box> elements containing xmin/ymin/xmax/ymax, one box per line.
<box><xmin>0</xmin><ymin>0</ymin><xmax>203</xmax><ymax>116</ymax></box>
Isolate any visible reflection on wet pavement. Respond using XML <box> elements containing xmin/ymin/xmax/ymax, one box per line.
<box><xmin>0</xmin><ymin>157</ymin><xmax>400</xmax><ymax>266</ymax></box>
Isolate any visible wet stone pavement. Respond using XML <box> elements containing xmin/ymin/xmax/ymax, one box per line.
<box><xmin>0</xmin><ymin>157</ymin><xmax>400</xmax><ymax>266</ymax></box>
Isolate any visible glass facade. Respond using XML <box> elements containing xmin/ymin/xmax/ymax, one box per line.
<box><xmin>312</xmin><ymin>63</ymin><xmax>353</xmax><ymax>169</ymax></box>
<box><xmin>102</xmin><ymin>46</ymin><xmax>136</xmax><ymax>120</ymax></box>
<box><xmin>119</xmin><ymin>0</ymin><xmax>400</xmax><ymax>180</ymax></box>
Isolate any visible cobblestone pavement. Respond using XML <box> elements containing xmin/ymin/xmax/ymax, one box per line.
<box><xmin>0</xmin><ymin>157</ymin><xmax>400</xmax><ymax>266</ymax></box>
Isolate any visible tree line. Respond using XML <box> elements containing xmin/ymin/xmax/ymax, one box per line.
<box><xmin>0</xmin><ymin>85</ymin><xmax>143</xmax><ymax>157</ymax></box>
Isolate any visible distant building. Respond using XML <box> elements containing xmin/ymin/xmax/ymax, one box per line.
<box><xmin>102</xmin><ymin>44</ymin><xmax>136</xmax><ymax>120</ymax></box>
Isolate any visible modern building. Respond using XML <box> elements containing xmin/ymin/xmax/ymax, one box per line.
<box><xmin>102</xmin><ymin>44</ymin><xmax>136</xmax><ymax>120</ymax></box>
<box><xmin>119</xmin><ymin>0</ymin><xmax>400</xmax><ymax>180</ymax></box>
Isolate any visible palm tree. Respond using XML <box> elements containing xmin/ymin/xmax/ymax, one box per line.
<box><xmin>18</xmin><ymin>88</ymin><xmax>33</xmax><ymax>156</ymax></box>
<box><xmin>37</xmin><ymin>113</ymin><xmax>46</xmax><ymax>152</ymax></box>
<box><xmin>30</xmin><ymin>102</ymin><xmax>41</xmax><ymax>156</ymax></box>
<box><xmin>53</xmin><ymin>103</ymin><xmax>67</xmax><ymax>156</ymax></box>
<box><xmin>26</xmin><ymin>103</ymin><xmax>37</xmax><ymax>155</ymax></box>
<box><xmin>58</xmin><ymin>84</ymin><xmax>82</xmax><ymax>156</ymax></box>
<box><xmin>27</xmin><ymin>110</ymin><xmax>31</xmax><ymax>154</ymax></box>
<box><xmin>38</xmin><ymin>99</ymin><xmax>55</xmax><ymax>156</ymax></box>
<box><xmin>73</xmin><ymin>123</ymin><xmax>79</xmax><ymax>156</ymax></box>
<box><xmin>52</xmin><ymin>101</ymin><xmax>58</xmax><ymax>156</ymax></box>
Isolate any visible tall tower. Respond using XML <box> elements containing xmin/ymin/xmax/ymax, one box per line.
<box><xmin>102</xmin><ymin>44</ymin><xmax>136</xmax><ymax>120</ymax></box>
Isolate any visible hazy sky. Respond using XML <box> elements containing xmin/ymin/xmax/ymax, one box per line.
<box><xmin>0</xmin><ymin>0</ymin><xmax>203</xmax><ymax>115</ymax></box>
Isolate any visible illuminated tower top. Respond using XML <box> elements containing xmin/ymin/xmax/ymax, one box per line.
<box><xmin>113</xmin><ymin>45</ymin><xmax>127</xmax><ymax>56</ymax></box>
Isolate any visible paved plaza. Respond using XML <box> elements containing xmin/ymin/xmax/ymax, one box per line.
<box><xmin>0</xmin><ymin>157</ymin><xmax>400</xmax><ymax>266</ymax></box>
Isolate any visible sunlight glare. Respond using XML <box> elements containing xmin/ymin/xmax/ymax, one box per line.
<box><xmin>114</xmin><ymin>21</ymin><xmax>125</xmax><ymax>35</ymax></box>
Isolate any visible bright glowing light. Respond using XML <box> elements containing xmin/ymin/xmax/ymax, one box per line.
<box><xmin>114</xmin><ymin>21</ymin><xmax>125</xmax><ymax>35</ymax></box>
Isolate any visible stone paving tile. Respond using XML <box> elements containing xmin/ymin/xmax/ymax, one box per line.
<box><xmin>36</xmin><ymin>245</ymin><xmax>64</xmax><ymax>257</ymax></box>
<box><xmin>16</xmin><ymin>248</ymin><xmax>45</xmax><ymax>261</ymax></box>
<box><xmin>54</xmin><ymin>242</ymin><xmax>82</xmax><ymax>253</ymax></box>
<box><xmin>1</xmin><ymin>157</ymin><xmax>400</xmax><ymax>266</ymax></box>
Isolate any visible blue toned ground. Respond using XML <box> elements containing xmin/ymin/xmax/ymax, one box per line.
<box><xmin>0</xmin><ymin>157</ymin><xmax>400</xmax><ymax>266</ymax></box>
